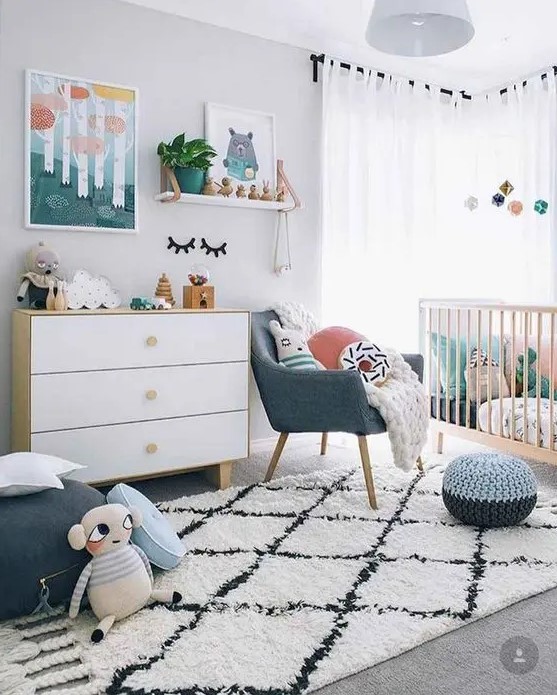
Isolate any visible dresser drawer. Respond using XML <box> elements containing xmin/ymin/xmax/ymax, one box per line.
<box><xmin>31</xmin><ymin>312</ymin><xmax>249</xmax><ymax>374</ymax></box>
<box><xmin>31</xmin><ymin>411</ymin><xmax>248</xmax><ymax>483</ymax></box>
<box><xmin>31</xmin><ymin>362</ymin><xmax>248</xmax><ymax>432</ymax></box>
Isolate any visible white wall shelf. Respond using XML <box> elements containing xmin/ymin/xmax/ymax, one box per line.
<box><xmin>155</xmin><ymin>191</ymin><xmax>293</xmax><ymax>211</ymax></box>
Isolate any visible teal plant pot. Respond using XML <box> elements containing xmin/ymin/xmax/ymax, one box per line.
<box><xmin>174</xmin><ymin>167</ymin><xmax>204</xmax><ymax>195</ymax></box>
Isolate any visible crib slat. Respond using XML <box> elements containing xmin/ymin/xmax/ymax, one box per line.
<box><xmin>511</xmin><ymin>311</ymin><xmax>516</xmax><ymax>441</ymax></box>
<box><xmin>476</xmin><ymin>310</ymin><xmax>482</xmax><ymax>431</ymax></box>
<box><xmin>427</xmin><ymin>307</ymin><xmax>433</xmax><ymax>417</ymax></box>
<box><xmin>499</xmin><ymin>310</ymin><xmax>504</xmax><ymax>438</ymax></box>
<box><xmin>436</xmin><ymin>308</ymin><xmax>441</xmax><ymax>423</ymax></box>
<box><xmin>551</xmin><ymin>313</ymin><xmax>555</xmax><ymax>451</ymax></box>
<box><xmin>487</xmin><ymin>310</ymin><xmax>493</xmax><ymax>435</ymax></box>
<box><xmin>455</xmin><ymin>308</ymin><xmax>461</xmax><ymax>427</ymax></box>
<box><xmin>446</xmin><ymin>309</ymin><xmax>451</xmax><ymax>425</ymax></box>
<box><xmin>524</xmin><ymin>312</ymin><xmax>530</xmax><ymax>445</ymax></box>
<box><xmin>466</xmin><ymin>309</ymin><xmax>471</xmax><ymax>429</ymax></box>
<box><xmin>536</xmin><ymin>312</ymin><xmax>542</xmax><ymax>448</ymax></box>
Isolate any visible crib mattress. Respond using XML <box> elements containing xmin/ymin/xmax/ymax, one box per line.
<box><xmin>478</xmin><ymin>397</ymin><xmax>557</xmax><ymax>449</ymax></box>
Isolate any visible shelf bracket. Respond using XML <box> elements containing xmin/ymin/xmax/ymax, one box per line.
<box><xmin>277</xmin><ymin>160</ymin><xmax>301</xmax><ymax>212</ymax></box>
<box><xmin>160</xmin><ymin>165</ymin><xmax>181</xmax><ymax>203</ymax></box>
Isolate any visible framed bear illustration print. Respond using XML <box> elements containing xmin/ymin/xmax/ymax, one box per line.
<box><xmin>205</xmin><ymin>103</ymin><xmax>276</xmax><ymax>191</ymax></box>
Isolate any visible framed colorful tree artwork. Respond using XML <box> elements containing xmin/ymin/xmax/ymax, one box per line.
<box><xmin>25</xmin><ymin>70</ymin><xmax>138</xmax><ymax>233</ymax></box>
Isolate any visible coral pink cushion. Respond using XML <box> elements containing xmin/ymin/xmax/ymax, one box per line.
<box><xmin>308</xmin><ymin>326</ymin><xmax>368</xmax><ymax>370</ymax></box>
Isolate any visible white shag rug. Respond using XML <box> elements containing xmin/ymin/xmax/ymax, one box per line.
<box><xmin>4</xmin><ymin>445</ymin><xmax>557</xmax><ymax>695</ymax></box>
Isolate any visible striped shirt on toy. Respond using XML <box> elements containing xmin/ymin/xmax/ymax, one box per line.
<box><xmin>269</xmin><ymin>320</ymin><xmax>320</xmax><ymax>371</ymax></box>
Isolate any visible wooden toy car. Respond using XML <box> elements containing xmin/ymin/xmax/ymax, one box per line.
<box><xmin>130</xmin><ymin>297</ymin><xmax>154</xmax><ymax>311</ymax></box>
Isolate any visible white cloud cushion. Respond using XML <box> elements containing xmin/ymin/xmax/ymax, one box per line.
<box><xmin>0</xmin><ymin>452</ymin><xmax>85</xmax><ymax>497</ymax></box>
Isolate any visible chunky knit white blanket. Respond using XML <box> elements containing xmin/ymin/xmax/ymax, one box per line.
<box><xmin>271</xmin><ymin>302</ymin><xmax>428</xmax><ymax>471</ymax></box>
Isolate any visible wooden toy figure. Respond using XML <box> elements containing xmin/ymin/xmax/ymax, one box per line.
<box><xmin>236</xmin><ymin>184</ymin><xmax>246</xmax><ymax>198</ymax></box>
<box><xmin>46</xmin><ymin>281</ymin><xmax>56</xmax><ymax>311</ymax></box>
<box><xmin>276</xmin><ymin>187</ymin><xmax>286</xmax><ymax>203</ymax></box>
<box><xmin>217</xmin><ymin>177</ymin><xmax>234</xmax><ymax>197</ymax></box>
<box><xmin>202</xmin><ymin>177</ymin><xmax>218</xmax><ymax>196</ymax></box>
<box><xmin>154</xmin><ymin>273</ymin><xmax>175</xmax><ymax>307</ymax></box>
<box><xmin>248</xmin><ymin>184</ymin><xmax>260</xmax><ymax>200</ymax></box>
<box><xmin>54</xmin><ymin>280</ymin><xmax>68</xmax><ymax>311</ymax></box>
<box><xmin>261</xmin><ymin>180</ymin><xmax>273</xmax><ymax>202</ymax></box>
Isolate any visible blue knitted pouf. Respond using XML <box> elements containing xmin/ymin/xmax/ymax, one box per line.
<box><xmin>442</xmin><ymin>453</ymin><xmax>537</xmax><ymax>528</ymax></box>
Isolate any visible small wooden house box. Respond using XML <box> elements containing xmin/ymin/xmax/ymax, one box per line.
<box><xmin>183</xmin><ymin>285</ymin><xmax>215</xmax><ymax>310</ymax></box>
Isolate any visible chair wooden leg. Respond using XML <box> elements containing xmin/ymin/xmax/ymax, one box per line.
<box><xmin>436</xmin><ymin>431</ymin><xmax>444</xmax><ymax>454</ymax></box>
<box><xmin>357</xmin><ymin>435</ymin><xmax>378</xmax><ymax>510</ymax></box>
<box><xmin>264</xmin><ymin>433</ymin><xmax>289</xmax><ymax>482</ymax></box>
<box><xmin>416</xmin><ymin>455</ymin><xmax>424</xmax><ymax>472</ymax></box>
<box><xmin>320</xmin><ymin>433</ymin><xmax>328</xmax><ymax>456</ymax></box>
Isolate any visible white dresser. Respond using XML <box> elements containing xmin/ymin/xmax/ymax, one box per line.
<box><xmin>12</xmin><ymin>308</ymin><xmax>250</xmax><ymax>487</ymax></box>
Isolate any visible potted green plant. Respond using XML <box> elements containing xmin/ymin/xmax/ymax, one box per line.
<box><xmin>157</xmin><ymin>134</ymin><xmax>217</xmax><ymax>195</ymax></box>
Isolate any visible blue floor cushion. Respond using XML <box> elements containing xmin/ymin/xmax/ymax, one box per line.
<box><xmin>107</xmin><ymin>483</ymin><xmax>185</xmax><ymax>569</ymax></box>
<box><xmin>0</xmin><ymin>480</ymin><xmax>105</xmax><ymax>620</ymax></box>
<box><xmin>442</xmin><ymin>453</ymin><xmax>537</xmax><ymax>528</ymax></box>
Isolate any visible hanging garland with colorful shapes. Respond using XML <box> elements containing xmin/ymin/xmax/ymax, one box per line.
<box><xmin>464</xmin><ymin>180</ymin><xmax>548</xmax><ymax>217</ymax></box>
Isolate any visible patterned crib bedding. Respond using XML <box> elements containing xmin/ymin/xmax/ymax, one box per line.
<box><xmin>478</xmin><ymin>397</ymin><xmax>557</xmax><ymax>449</ymax></box>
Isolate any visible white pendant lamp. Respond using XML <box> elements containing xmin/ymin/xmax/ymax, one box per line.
<box><xmin>366</xmin><ymin>0</ymin><xmax>474</xmax><ymax>57</ymax></box>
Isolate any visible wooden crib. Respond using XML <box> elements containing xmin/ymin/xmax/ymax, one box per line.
<box><xmin>419</xmin><ymin>300</ymin><xmax>557</xmax><ymax>465</ymax></box>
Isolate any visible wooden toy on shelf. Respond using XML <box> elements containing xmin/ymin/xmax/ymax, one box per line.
<box><xmin>183</xmin><ymin>285</ymin><xmax>215</xmax><ymax>310</ymax></box>
<box><xmin>46</xmin><ymin>281</ymin><xmax>56</xmax><ymax>311</ymax></box>
<box><xmin>261</xmin><ymin>181</ymin><xmax>273</xmax><ymax>202</ymax></box>
<box><xmin>217</xmin><ymin>177</ymin><xmax>234</xmax><ymax>197</ymax></box>
<box><xmin>184</xmin><ymin>264</ymin><xmax>214</xmax><ymax>309</ymax></box>
<box><xmin>158</xmin><ymin>159</ymin><xmax>302</xmax><ymax>212</ymax></box>
<box><xmin>54</xmin><ymin>280</ymin><xmax>68</xmax><ymax>311</ymax></box>
<box><xmin>130</xmin><ymin>297</ymin><xmax>155</xmax><ymax>310</ymax></box>
<box><xmin>154</xmin><ymin>273</ymin><xmax>175</xmax><ymax>307</ymax></box>
<box><xmin>152</xmin><ymin>297</ymin><xmax>172</xmax><ymax>310</ymax></box>
<box><xmin>202</xmin><ymin>177</ymin><xmax>218</xmax><ymax>196</ymax></box>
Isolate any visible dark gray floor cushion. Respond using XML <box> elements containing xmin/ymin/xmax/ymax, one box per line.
<box><xmin>442</xmin><ymin>453</ymin><xmax>537</xmax><ymax>528</ymax></box>
<box><xmin>0</xmin><ymin>479</ymin><xmax>105</xmax><ymax>620</ymax></box>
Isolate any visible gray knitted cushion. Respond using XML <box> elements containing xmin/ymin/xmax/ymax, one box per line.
<box><xmin>0</xmin><ymin>480</ymin><xmax>105</xmax><ymax>619</ymax></box>
<box><xmin>442</xmin><ymin>453</ymin><xmax>537</xmax><ymax>528</ymax></box>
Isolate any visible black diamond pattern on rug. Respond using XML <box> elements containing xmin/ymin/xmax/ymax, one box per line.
<box><xmin>104</xmin><ymin>464</ymin><xmax>557</xmax><ymax>695</ymax></box>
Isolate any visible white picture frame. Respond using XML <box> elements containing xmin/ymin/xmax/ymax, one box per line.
<box><xmin>25</xmin><ymin>69</ymin><xmax>138</xmax><ymax>233</ymax></box>
<box><xmin>205</xmin><ymin>102</ymin><xmax>276</xmax><ymax>191</ymax></box>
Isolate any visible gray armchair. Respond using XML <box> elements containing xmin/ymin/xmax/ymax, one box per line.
<box><xmin>251</xmin><ymin>310</ymin><xmax>424</xmax><ymax>509</ymax></box>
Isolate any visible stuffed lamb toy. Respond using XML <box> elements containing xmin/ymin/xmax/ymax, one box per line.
<box><xmin>269</xmin><ymin>319</ymin><xmax>322</xmax><ymax>370</ymax></box>
<box><xmin>68</xmin><ymin>503</ymin><xmax>181</xmax><ymax>642</ymax></box>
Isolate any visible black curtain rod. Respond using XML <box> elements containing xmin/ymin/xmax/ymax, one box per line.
<box><xmin>310</xmin><ymin>53</ymin><xmax>557</xmax><ymax>101</ymax></box>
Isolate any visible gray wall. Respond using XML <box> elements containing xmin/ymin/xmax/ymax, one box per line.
<box><xmin>0</xmin><ymin>0</ymin><xmax>321</xmax><ymax>453</ymax></box>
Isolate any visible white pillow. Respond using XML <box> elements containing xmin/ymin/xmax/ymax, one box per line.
<box><xmin>0</xmin><ymin>452</ymin><xmax>85</xmax><ymax>497</ymax></box>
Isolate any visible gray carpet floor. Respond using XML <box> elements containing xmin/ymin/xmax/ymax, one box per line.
<box><xmin>101</xmin><ymin>435</ymin><xmax>557</xmax><ymax>695</ymax></box>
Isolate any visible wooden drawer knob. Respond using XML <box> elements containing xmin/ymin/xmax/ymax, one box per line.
<box><xmin>146</xmin><ymin>389</ymin><xmax>158</xmax><ymax>401</ymax></box>
<box><xmin>146</xmin><ymin>336</ymin><xmax>158</xmax><ymax>347</ymax></box>
<box><xmin>146</xmin><ymin>443</ymin><xmax>158</xmax><ymax>454</ymax></box>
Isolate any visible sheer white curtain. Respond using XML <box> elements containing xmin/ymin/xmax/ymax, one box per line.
<box><xmin>321</xmin><ymin>60</ymin><xmax>557</xmax><ymax>351</ymax></box>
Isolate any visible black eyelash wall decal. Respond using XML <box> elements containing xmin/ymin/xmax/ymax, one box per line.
<box><xmin>200</xmin><ymin>238</ymin><xmax>227</xmax><ymax>258</ymax></box>
<box><xmin>167</xmin><ymin>236</ymin><xmax>195</xmax><ymax>254</ymax></box>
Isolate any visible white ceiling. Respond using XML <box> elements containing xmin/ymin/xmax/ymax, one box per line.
<box><xmin>121</xmin><ymin>0</ymin><xmax>557</xmax><ymax>92</ymax></box>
